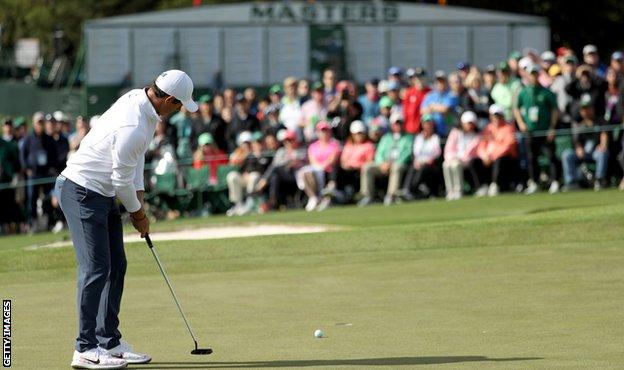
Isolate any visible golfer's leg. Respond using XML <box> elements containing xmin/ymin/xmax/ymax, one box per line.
<box><xmin>96</xmin><ymin>200</ymin><xmax>127</xmax><ymax>350</ymax></box>
<box><xmin>60</xmin><ymin>179</ymin><xmax>111</xmax><ymax>352</ymax></box>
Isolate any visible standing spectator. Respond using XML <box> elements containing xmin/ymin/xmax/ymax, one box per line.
<box><xmin>387</xmin><ymin>66</ymin><xmax>404</xmax><ymax>87</ymax></box>
<box><xmin>582</xmin><ymin>44</ymin><xmax>607</xmax><ymax>78</ymax></box>
<box><xmin>456</xmin><ymin>62</ymin><xmax>471</xmax><ymax>81</ymax></box>
<box><xmin>403</xmin><ymin>67</ymin><xmax>430</xmax><ymax>134</ymax></box>
<box><xmin>442</xmin><ymin>111</ymin><xmax>481</xmax><ymax>200</ymax></box>
<box><xmin>483</xmin><ymin>64</ymin><xmax>497</xmax><ymax>92</ymax></box>
<box><xmin>190</xmin><ymin>94</ymin><xmax>227</xmax><ymax>153</ymax></box>
<box><xmin>260</xmin><ymin>104</ymin><xmax>285</xmax><ymax>138</ymax></box>
<box><xmin>472</xmin><ymin>105</ymin><xmax>519</xmax><ymax>197</ymax></box>
<box><xmin>296</xmin><ymin>121</ymin><xmax>341</xmax><ymax>211</ymax></box>
<box><xmin>566</xmin><ymin>64</ymin><xmax>607</xmax><ymax>120</ymax></box>
<box><xmin>68</xmin><ymin>116</ymin><xmax>90</xmax><ymax>157</ymax></box>
<box><xmin>514</xmin><ymin>64</ymin><xmax>560</xmax><ymax>194</ymax></box>
<box><xmin>300</xmin><ymin>82</ymin><xmax>327</xmax><ymax>142</ymax></box>
<box><xmin>212</xmin><ymin>93</ymin><xmax>224</xmax><ymax>114</ymax></box>
<box><xmin>550</xmin><ymin>55</ymin><xmax>578</xmax><ymax>126</ymax></box>
<box><xmin>507</xmin><ymin>51</ymin><xmax>523</xmax><ymax>79</ymax></box>
<box><xmin>335</xmin><ymin>121</ymin><xmax>375</xmax><ymax>203</ymax></box>
<box><xmin>221</xmin><ymin>107</ymin><xmax>236</xmax><ymax>152</ymax></box>
<box><xmin>561</xmin><ymin>98</ymin><xmax>609</xmax><ymax>190</ymax></box>
<box><xmin>420</xmin><ymin>71</ymin><xmax>459</xmax><ymax>137</ymax></box>
<box><xmin>463</xmin><ymin>71</ymin><xmax>492</xmax><ymax>126</ymax></box>
<box><xmin>539</xmin><ymin>51</ymin><xmax>557</xmax><ymax>87</ymax></box>
<box><xmin>297</xmin><ymin>79</ymin><xmax>310</xmax><ymax>104</ymax></box>
<box><xmin>397</xmin><ymin>114</ymin><xmax>442</xmax><ymax>201</ymax></box>
<box><xmin>223</xmin><ymin>88</ymin><xmax>236</xmax><ymax>109</ymax></box>
<box><xmin>327</xmin><ymin>80</ymin><xmax>363</xmax><ymax>142</ymax></box>
<box><xmin>45</xmin><ymin>114</ymin><xmax>69</xmax><ymax>172</ymax></box>
<box><xmin>322</xmin><ymin>68</ymin><xmax>337</xmax><ymax>104</ymax></box>
<box><xmin>20</xmin><ymin>113</ymin><xmax>58</xmax><ymax>228</ymax></box>
<box><xmin>169</xmin><ymin>107</ymin><xmax>194</xmax><ymax>160</ymax></box>
<box><xmin>228</xmin><ymin>96</ymin><xmax>261</xmax><ymax>152</ymax></box>
<box><xmin>268</xmin><ymin>84</ymin><xmax>283</xmax><ymax>105</ymax></box>
<box><xmin>605</xmin><ymin>67</ymin><xmax>624</xmax><ymax>125</ymax></box>
<box><xmin>279</xmin><ymin>77</ymin><xmax>303</xmax><ymax>132</ymax></box>
<box><xmin>609</xmin><ymin>51</ymin><xmax>624</xmax><ymax>88</ymax></box>
<box><xmin>359</xmin><ymin>112</ymin><xmax>413</xmax><ymax>206</ymax></box>
<box><xmin>0</xmin><ymin>119</ymin><xmax>22</xmax><ymax>233</ymax></box>
<box><xmin>243</xmin><ymin>87</ymin><xmax>259</xmax><ymax>116</ymax></box>
<box><xmin>491</xmin><ymin>62</ymin><xmax>522</xmax><ymax>122</ymax></box>
<box><xmin>358</xmin><ymin>79</ymin><xmax>380</xmax><ymax>125</ymax></box>
<box><xmin>192</xmin><ymin>133</ymin><xmax>228</xmax><ymax>185</ymax></box>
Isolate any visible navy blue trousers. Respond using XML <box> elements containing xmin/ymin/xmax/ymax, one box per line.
<box><xmin>55</xmin><ymin>175</ymin><xmax>126</xmax><ymax>352</ymax></box>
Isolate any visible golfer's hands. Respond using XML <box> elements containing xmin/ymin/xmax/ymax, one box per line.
<box><xmin>130</xmin><ymin>208</ymin><xmax>150</xmax><ymax>238</ymax></box>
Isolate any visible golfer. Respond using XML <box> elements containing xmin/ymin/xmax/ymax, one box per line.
<box><xmin>55</xmin><ymin>70</ymin><xmax>198</xmax><ymax>369</ymax></box>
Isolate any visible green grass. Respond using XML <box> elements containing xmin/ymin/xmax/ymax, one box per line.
<box><xmin>2</xmin><ymin>190</ymin><xmax>624</xmax><ymax>369</ymax></box>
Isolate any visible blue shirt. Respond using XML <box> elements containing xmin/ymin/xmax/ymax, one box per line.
<box><xmin>358</xmin><ymin>94</ymin><xmax>380</xmax><ymax>124</ymax></box>
<box><xmin>421</xmin><ymin>90</ymin><xmax>459</xmax><ymax>137</ymax></box>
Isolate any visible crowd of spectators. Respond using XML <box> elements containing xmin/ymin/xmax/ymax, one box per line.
<box><xmin>2</xmin><ymin>43</ymin><xmax>624</xmax><ymax>233</ymax></box>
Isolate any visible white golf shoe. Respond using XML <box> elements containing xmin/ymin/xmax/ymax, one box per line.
<box><xmin>71</xmin><ymin>347</ymin><xmax>127</xmax><ymax>369</ymax></box>
<box><xmin>102</xmin><ymin>340</ymin><xmax>152</xmax><ymax>364</ymax></box>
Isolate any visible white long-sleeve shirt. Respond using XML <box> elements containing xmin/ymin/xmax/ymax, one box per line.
<box><xmin>62</xmin><ymin>88</ymin><xmax>159</xmax><ymax>212</ymax></box>
<box><xmin>413</xmin><ymin>133</ymin><xmax>442</xmax><ymax>165</ymax></box>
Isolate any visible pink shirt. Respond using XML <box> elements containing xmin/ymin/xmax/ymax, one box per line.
<box><xmin>341</xmin><ymin>141</ymin><xmax>375</xmax><ymax>169</ymax></box>
<box><xmin>308</xmin><ymin>139</ymin><xmax>341</xmax><ymax>172</ymax></box>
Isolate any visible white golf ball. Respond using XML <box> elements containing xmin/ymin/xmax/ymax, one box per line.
<box><xmin>314</xmin><ymin>329</ymin><xmax>324</xmax><ymax>338</ymax></box>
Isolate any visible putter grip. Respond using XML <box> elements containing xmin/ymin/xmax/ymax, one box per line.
<box><xmin>145</xmin><ymin>234</ymin><xmax>154</xmax><ymax>249</ymax></box>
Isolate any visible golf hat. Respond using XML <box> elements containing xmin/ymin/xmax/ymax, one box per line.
<box><xmin>349</xmin><ymin>120</ymin><xmax>366</xmax><ymax>134</ymax></box>
<box><xmin>583</xmin><ymin>44</ymin><xmax>598</xmax><ymax>55</ymax></box>
<box><xmin>612</xmin><ymin>51</ymin><xmax>624</xmax><ymax>61</ymax></box>
<box><xmin>498</xmin><ymin>61</ymin><xmax>511</xmax><ymax>72</ymax></box>
<box><xmin>460</xmin><ymin>111</ymin><xmax>478</xmax><ymax>124</ymax></box>
<box><xmin>269</xmin><ymin>84</ymin><xmax>282</xmax><ymax>95</ymax></box>
<box><xmin>311</xmin><ymin>81</ymin><xmax>324</xmax><ymax>91</ymax></box>
<box><xmin>421</xmin><ymin>113</ymin><xmax>435</xmax><ymax>123</ymax></box>
<box><xmin>485</xmin><ymin>64</ymin><xmax>497</xmax><ymax>73</ymax></box>
<box><xmin>518</xmin><ymin>57</ymin><xmax>532</xmax><ymax>71</ymax></box>
<box><xmin>251</xmin><ymin>131</ymin><xmax>263</xmax><ymax>142</ymax></box>
<box><xmin>580</xmin><ymin>95</ymin><xmax>593</xmax><ymax>108</ymax></box>
<box><xmin>155</xmin><ymin>70</ymin><xmax>198</xmax><ymax>112</ymax></box>
<box><xmin>564</xmin><ymin>55</ymin><xmax>579</xmax><ymax>64</ymax></box>
<box><xmin>527</xmin><ymin>64</ymin><xmax>540</xmax><ymax>74</ymax></box>
<box><xmin>489</xmin><ymin>104</ymin><xmax>504</xmax><ymax>116</ymax></box>
<box><xmin>540</xmin><ymin>51</ymin><xmax>556</xmax><ymax>62</ymax></box>
<box><xmin>198</xmin><ymin>133</ymin><xmax>214</xmax><ymax>146</ymax></box>
<box><xmin>53</xmin><ymin>110</ymin><xmax>69</xmax><ymax>122</ymax></box>
<box><xmin>316</xmin><ymin>121</ymin><xmax>331</xmax><ymax>131</ymax></box>
<box><xmin>508</xmin><ymin>51</ymin><xmax>522</xmax><ymax>60</ymax></box>
<box><xmin>456</xmin><ymin>61</ymin><xmax>470</xmax><ymax>71</ymax></box>
<box><xmin>377</xmin><ymin>80</ymin><xmax>389</xmax><ymax>94</ymax></box>
<box><xmin>406</xmin><ymin>67</ymin><xmax>426</xmax><ymax>78</ymax></box>
<box><xmin>390</xmin><ymin>111</ymin><xmax>404</xmax><ymax>124</ymax></box>
<box><xmin>388</xmin><ymin>66</ymin><xmax>402</xmax><ymax>76</ymax></box>
<box><xmin>198</xmin><ymin>94</ymin><xmax>213</xmax><ymax>104</ymax></box>
<box><xmin>379</xmin><ymin>96</ymin><xmax>394</xmax><ymax>109</ymax></box>
<box><xmin>237</xmin><ymin>131</ymin><xmax>253</xmax><ymax>145</ymax></box>
<box><xmin>434</xmin><ymin>70</ymin><xmax>447</xmax><ymax>80</ymax></box>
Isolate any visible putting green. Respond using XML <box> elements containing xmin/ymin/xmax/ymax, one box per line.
<box><xmin>2</xmin><ymin>190</ymin><xmax>624</xmax><ymax>369</ymax></box>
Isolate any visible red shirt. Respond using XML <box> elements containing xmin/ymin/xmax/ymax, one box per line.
<box><xmin>403</xmin><ymin>86</ymin><xmax>431</xmax><ymax>134</ymax></box>
<box><xmin>193</xmin><ymin>147</ymin><xmax>228</xmax><ymax>184</ymax></box>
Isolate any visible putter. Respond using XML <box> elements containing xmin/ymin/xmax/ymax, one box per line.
<box><xmin>145</xmin><ymin>234</ymin><xmax>213</xmax><ymax>355</ymax></box>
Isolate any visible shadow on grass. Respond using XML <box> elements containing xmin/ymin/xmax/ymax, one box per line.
<box><xmin>135</xmin><ymin>356</ymin><xmax>543</xmax><ymax>368</ymax></box>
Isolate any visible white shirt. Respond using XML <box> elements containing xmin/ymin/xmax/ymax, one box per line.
<box><xmin>413</xmin><ymin>133</ymin><xmax>441</xmax><ymax>165</ymax></box>
<box><xmin>62</xmin><ymin>88</ymin><xmax>159</xmax><ymax>212</ymax></box>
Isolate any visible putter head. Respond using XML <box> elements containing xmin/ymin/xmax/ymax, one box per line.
<box><xmin>191</xmin><ymin>348</ymin><xmax>213</xmax><ymax>355</ymax></box>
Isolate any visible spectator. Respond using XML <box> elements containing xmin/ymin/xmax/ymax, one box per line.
<box><xmin>191</xmin><ymin>95</ymin><xmax>227</xmax><ymax>154</ymax></box>
<box><xmin>358</xmin><ymin>79</ymin><xmax>380</xmax><ymax>125</ymax></box>
<box><xmin>490</xmin><ymin>62</ymin><xmax>521</xmax><ymax>122</ymax></box>
<box><xmin>442</xmin><ymin>111</ymin><xmax>481</xmax><ymax>200</ymax></box>
<box><xmin>169</xmin><ymin>106</ymin><xmax>194</xmax><ymax>160</ymax></box>
<box><xmin>368</xmin><ymin>122</ymin><xmax>383</xmax><ymax>145</ymax></box>
<box><xmin>582</xmin><ymin>44</ymin><xmax>607</xmax><ymax>78</ymax></box>
<box><xmin>327</xmin><ymin>80</ymin><xmax>363</xmax><ymax>142</ymax></box>
<box><xmin>213</xmin><ymin>93</ymin><xmax>224</xmax><ymax>114</ymax></box>
<box><xmin>192</xmin><ymin>133</ymin><xmax>228</xmax><ymax>185</ymax></box>
<box><xmin>462</xmin><ymin>70</ymin><xmax>492</xmax><ymax>126</ymax></box>
<box><xmin>514</xmin><ymin>64</ymin><xmax>561</xmax><ymax>194</ymax></box>
<box><xmin>20</xmin><ymin>112</ymin><xmax>58</xmax><ymax>228</ymax></box>
<box><xmin>260</xmin><ymin>104</ymin><xmax>285</xmax><ymax>138</ymax></box>
<box><xmin>359</xmin><ymin>112</ymin><xmax>413</xmax><ymax>206</ymax></box>
<box><xmin>371</xmin><ymin>96</ymin><xmax>394</xmax><ymax>133</ymax></box>
<box><xmin>605</xmin><ymin>67</ymin><xmax>624</xmax><ymax>125</ymax></box>
<box><xmin>456</xmin><ymin>62</ymin><xmax>471</xmax><ymax>81</ymax></box>
<box><xmin>397</xmin><ymin>114</ymin><xmax>442</xmax><ymax>201</ymax></box>
<box><xmin>68</xmin><ymin>116</ymin><xmax>90</xmax><ymax>157</ymax></box>
<box><xmin>334</xmin><ymin>120</ymin><xmax>375</xmax><ymax>203</ymax></box>
<box><xmin>221</xmin><ymin>107</ymin><xmax>237</xmax><ymax>152</ymax></box>
<box><xmin>226</xmin><ymin>131</ymin><xmax>269</xmax><ymax>216</ymax></box>
<box><xmin>256</xmin><ymin>130</ymin><xmax>306</xmax><ymax>211</ymax></box>
<box><xmin>561</xmin><ymin>97</ymin><xmax>609</xmax><ymax>191</ymax></box>
<box><xmin>472</xmin><ymin>104</ymin><xmax>519</xmax><ymax>197</ymax></box>
<box><xmin>223</xmin><ymin>88</ymin><xmax>236</xmax><ymax>109</ymax></box>
<box><xmin>483</xmin><ymin>64</ymin><xmax>497</xmax><ymax>92</ymax></box>
<box><xmin>228</xmin><ymin>96</ymin><xmax>261</xmax><ymax>152</ymax></box>
<box><xmin>300</xmin><ymin>82</ymin><xmax>327</xmax><ymax>142</ymax></box>
<box><xmin>268</xmin><ymin>84</ymin><xmax>283</xmax><ymax>105</ymax></box>
<box><xmin>609</xmin><ymin>51</ymin><xmax>624</xmax><ymax>89</ymax></box>
<box><xmin>403</xmin><ymin>67</ymin><xmax>430</xmax><ymax>134</ymax></box>
<box><xmin>0</xmin><ymin>119</ymin><xmax>22</xmax><ymax>233</ymax></box>
<box><xmin>507</xmin><ymin>51</ymin><xmax>523</xmax><ymax>79</ymax></box>
<box><xmin>296</xmin><ymin>121</ymin><xmax>341</xmax><ymax>211</ymax></box>
<box><xmin>539</xmin><ymin>51</ymin><xmax>557</xmax><ymax>87</ymax></box>
<box><xmin>566</xmin><ymin>64</ymin><xmax>607</xmax><ymax>120</ymax></box>
<box><xmin>550</xmin><ymin>55</ymin><xmax>578</xmax><ymax>126</ymax></box>
<box><xmin>387</xmin><ymin>66</ymin><xmax>404</xmax><ymax>87</ymax></box>
<box><xmin>322</xmin><ymin>68</ymin><xmax>337</xmax><ymax>104</ymax></box>
<box><xmin>386</xmin><ymin>80</ymin><xmax>403</xmax><ymax>112</ymax></box>
<box><xmin>297</xmin><ymin>79</ymin><xmax>310</xmax><ymax>104</ymax></box>
<box><xmin>45</xmin><ymin>114</ymin><xmax>69</xmax><ymax>172</ymax></box>
<box><xmin>244</xmin><ymin>87</ymin><xmax>259</xmax><ymax>116</ymax></box>
<box><xmin>146</xmin><ymin>121</ymin><xmax>175</xmax><ymax>178</ymax></box>
<box><xmin>279</xmin><ymin>77</ymin><xmax>303</xmax><ymax>131</ymax></box>
<box><xmin>420</xmin><ymin>71</ymin><xmax>459</xmax><ymax>137</ymax></box>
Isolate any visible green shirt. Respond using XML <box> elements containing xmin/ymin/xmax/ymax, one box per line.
<box><xmin>490</xmin><ymin>80</ymin><xmax>521</xmax><ymax>122</ymax></box>
<box><xmin>374</xmin><ymin>133</ymin><xmax>414</xmax><ymax>165</ymax></box>
<box><xmin>516</xmin><ymin>85</ymin><xmax>557</xmax><ymax>132</ymax></box>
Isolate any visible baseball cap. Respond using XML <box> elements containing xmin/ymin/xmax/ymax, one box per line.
<box><xmin>237</xmin><ymin>131</ymin><xmax>253</xmax><ymax>145</ymax></box>
<box><xmin>387</xmin><ymin>80</ymin><xmax>400</xmax><ymax>91</ymax></box>
<box><xmin>388</xmin><ymin>66</ymin><xmax>402</xmax><ymax>76</ymax></box>
<box><xmin>251</xmin><ymin>131</ymin><xmax>263</xmax><ymax>142</ymax></box>
<box><xmin>580</xmin><ymin>95</ymin><xmax>593</xmax><ymax>107</ymax></box>
<box><xmin>434</xmin><ymin>70</ymin><xmax>447</xmax><ymax>80</ymax></box>
<box><xmin>421</xmin><ymin>113</ymin><xmax>434</xmax><ymax>122</ymax></box>
<box><xmin>527</xmin><ymin>64</ymin><xmax>540</xmax><ymax>74</ymax></box>
<box><xmin>269</xmin><ymin>84</ymin><xmax>282</xmax><ymax>95</ymax></box>
<box><xmin>583</xmin><ymin>44</ymin><xmax>598</xmax><ymax>55</ymax></box>
<box><xmin>53</xmin><ymin>110</ymin><xmax>69</xmax><ymax>122</ymax></box>
<box><xmin>155</xmin><ymin>70</ymin><xmax>198</xmax><ymax>112</ymax></box>
<box><xmin>13</xmin><ymin>116</ymin><xmax>26</xmax><ymax>127</ymax></box>
<box><xmin>316</xmin><ymin>121</ymin><xmax>331</xmax><ymax>131</ymax></box>
<box><xmin>489</xmin><ymin>104</ymin><xmax>504</xmax><ymax>116</ymax></box>
<box><xmin>349</xmin><ymin>120</ymin><xmax>366</xmax><ymax>134</ymax></box>
<box><xmin>311</xmin><ymin>81</ymin><xmax>324</xmax><ymax>91</ymax></box>
<box><xmin>390</xmin><ymin>111</ymin><xmax>404</xmax><ymax>124</ymax></box>
<box><xmin>564</xmin><ymin>55</ymin><xmax>578</xmax><ymax>64</ymax></box>
<box><xmin>198</xmin><ymin>94</ymin><xmax>213</xmax><ymax>104</ymax></box>
<box><xmin>485</xmin><ymin>64</ymin><xmax>496</xmax><ymax>73</ymax></box>
<box><xmin>456</xmin><ymin>61</ymin><xmax>470</xmax><ymax>71</ymax></box>
<box><xmin>198</xmin><ymin>133</ymin><xmax>214</xmax><ymax>146</ymax></box>
<box><xmin>406</xmin><ymin>67</ymin><xmax>426</xmax><ymax>78</ymax></box>
<box><xmin>508</xmin><ymin>51</ymin><xmax>522</xmax><ymax>60</ymax></box>
<box><xmin>460</xmin><ymin>111</ymin><xmax>477</xmax><ymax>124</ymax></box>
<box><xmin>45</xmin><ymin>113</ymin><xmax>56</xmax><ymax>122</ymax></box>
<box><xmin>377</xmin><ymin>80</ymin><xmax>389</xmax><ymax>94</ymax></box>
<box><xmin>540</xmin><ymin>51</ymin><xmax>556</xmax><ymax>62</ymax></box>
<box><xmin>498</xmin><ymin>61</ymin><xmax>510</xmax><ymax>72</ymax></box>
<box><xmin>612</xmin><ymin>51</ymin><xmax>624</xmax><ymax>61</ymax></box>
<box><xmin>379</xmin><ymin>96</ymin><xmax>394</xmax><ymax>109</ymax></box>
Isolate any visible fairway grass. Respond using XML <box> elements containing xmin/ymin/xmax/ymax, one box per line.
<box><xmin>2</xmin><ymin>191</ymin><xmax>624</xmax><ymax>369</ymax></box>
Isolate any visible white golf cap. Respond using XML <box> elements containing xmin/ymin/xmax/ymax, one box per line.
<box><xmin>237</xmin><ymin>131</ymin><xmax>253</xmax><ymax>145</ymax></box>
<box><xmin>540</xmin><ymin>51</ymin><xmax>556</xmax><ymax>62</ymax></box>
<box><xmin>460</xmin><ymin>111</ymin><xmax>477</xmax><ymax>124</ymax></box>
<box><xmin>583</xmin><ymin>44</ymin><xmax>598</xmax><ymax>55</ymax></box>
<box><xmin>349</xmin><ymin>120</ymin><xmax>366</xmax><ymax>134</ymax></box>
<box><xmin>390</xmin><ymin>111</ymin><xmax>404</xmax><ymax>124</ymax></box>
<box><xmin>489</xmin><ymin>104</ymin><xmax>504</xmax><ymax>116</ymax></box>
<box><xmin>155</xmin><ymin>70</ymin><xmax>198</xmax><ymax>112</ymax></box>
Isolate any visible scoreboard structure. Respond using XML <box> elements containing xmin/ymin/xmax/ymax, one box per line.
<box><xmin>84</xmin><ymin>1</ymin><xmax>548</xmax><ymax>114</ymax></box>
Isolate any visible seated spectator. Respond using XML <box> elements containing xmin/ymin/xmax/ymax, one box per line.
<box><xmin>442</xmin><ymin>111</ymin><xmax>481</xmax><ymax>200</ymax></box>
<box><xmin>397</xmin><ymin>114</ymin><xmax>442</xmax><ymax>201</ymax></box>
<box><xmin>358</xmin><ymin>79</ymin><xmax>380</xmax><ymax>125</ymax></box>
<box><xmin>359</xmin><ymin>112</ymin><xmax>413</xmax><ymax>206</ymax></box>
<box><xmin>279</xmin><ymin>77</ymin><xmax>303</xmax><ymax>131</ymax></box>
<box><xmin>226</xmin><ymin>131</ymin><xmax>270</xmax><ymax>216</ymax></box>
<box><xmin>296</xmin><ymin>121</ymin><xmax>341</xmax><ymax>211</ymax></box>
<box><xmin>561</xmin><ymin>98</ymin><xmax>609</xmax><ymax>191</ymax></box>
<box><xmin>256</xmin><ymin>130</ymin><xmax>306</xmax><ymax>211</ymax></box>
<box><xmin>300</xmin><ymin>82</ymin><xmax>327</xmax><ymax>142</ymax></box>
<box><xmin>403</xmin><ymin>68</ymin><xmax>430</xmax><ymax>134</ymax></box>
<box><xmin>371</xmin><ymin>96</ymin><xmax>394</xmax><ymax>133</ymax></box>
<box><xmin>261</xmin><ymin>104</ymin><xmax>285</xmax><ymax>138</ymax></box>
<box><xmin>332</xmin><ymin>120</ymin><xmax>375</xmax><ymax>203</ymax></box>
<box><xmin>514</xmin><ymin>64</ymin><xmax>561</xmax><ymax>194</ymax></box>
<box><xmin>420</xmin><ymin>71</ymin><xmax>459</xmax><ymax>137</ymax></box>
<box><xmin>192</xmin><ymin>133</ymin><xmax>228</xmax><ymax>185</ymax></box>
<box><xmin>471</xmin><ymin>105</ymin><xmax>518</xmax><ymax>197</ymax></box>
